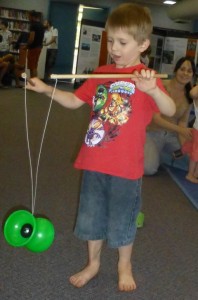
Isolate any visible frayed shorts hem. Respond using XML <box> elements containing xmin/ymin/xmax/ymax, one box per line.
<box><xmin>74</xmin><ymin>231</ymin><xmax>136</xmax><ymax>248</ymax></box>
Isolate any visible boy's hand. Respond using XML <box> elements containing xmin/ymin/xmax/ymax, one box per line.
<box><xmin>26</xmin><ymin>77</ymin><xmax>51</xmax><ymax>94</ymax></box>
<box><xmin>132</xmin><ymin>69</ymin><xmax>157</xmax><ymax>94</ymax></box>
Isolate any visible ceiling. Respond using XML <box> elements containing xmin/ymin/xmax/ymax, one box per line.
<box><xmin>127</xmin><ymin>0</ymin><xmax>181</xmax><ymax>5</ymax></box>
<box><xmin>127</xmin><ymin>0</ymin><xmax>172</xmax><ymax>5</ymax></box>
<box><xmin>65</xmin><ymin>0</ymin><xmax>180</xmax><ymax>8</ymax></box>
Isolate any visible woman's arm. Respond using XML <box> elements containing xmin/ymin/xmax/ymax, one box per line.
<box><xmin>153</xmin><ymin>112</ymin><xmax>192</xmax><ymax>144</ymax></box>
<box><xmin>190</xmin><ymin>85</ymin><xmax>198</xmax><ymax>99</ymax></box>
<box><xmin>177</xmin><ymin>106</ymin><xmax>193</xmax><ymax>144</ymax></box>
<box><xmin>26</xmin><ymin>77</ymin><xmax>85</xmax><ymax>109</ymax></box>
<box><xmin>190</xmin><ymin>85</ymin><xmax>198</xmax><ymax>106</ymax></box>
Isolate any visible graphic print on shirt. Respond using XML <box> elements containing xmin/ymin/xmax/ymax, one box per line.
<box><xmin>85</xmin><ymin>81</ymin><xmax>135</xmax><ymax>147</ymax></box>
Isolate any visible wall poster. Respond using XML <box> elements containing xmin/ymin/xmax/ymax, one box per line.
<box><xmin>161</xmin><ymin>37</ymin><xmax>188</xmax><ymax>75</ymax></box>
<box><xmin>76</xmin><ymin>20</ymin><xmax>104</xmax><ymax>75</ymax></box>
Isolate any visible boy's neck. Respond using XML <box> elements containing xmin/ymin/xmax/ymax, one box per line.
<box><xmin>115</xmin><ymin>59</ymin><xmax>141</xmax><ymax>68</ymax></box>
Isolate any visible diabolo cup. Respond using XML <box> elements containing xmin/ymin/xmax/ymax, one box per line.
<box><xmin>3</xmin><ymin>210</ymin><xmax>36</xmax><ymax>247</ymax></box>
<box><xmin>25</xmin><ymin>217</ymin><xmax>55</xmax><ymax>253</ymax></box>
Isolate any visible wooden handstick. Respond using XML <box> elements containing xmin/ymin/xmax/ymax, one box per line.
<box><xmin>50</xmin><ymin>73</ymin><xmax>168</xmax><ymax>79</ymax></box>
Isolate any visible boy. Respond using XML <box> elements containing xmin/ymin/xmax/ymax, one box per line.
<box><xmin>27</xmin><ymin>3</ymin><xmax>175</xmax><ymax>292</ymax></box>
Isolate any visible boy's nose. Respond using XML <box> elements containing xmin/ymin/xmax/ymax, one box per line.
<box><xmin>111</xmin><ymin>42</ymin><xmax>118</xmax><ymax>51</ymax></box>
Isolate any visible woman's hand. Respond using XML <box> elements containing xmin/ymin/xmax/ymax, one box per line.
<box><xmin>179</xmin><ymin>127</ymin><xmax>193</xmax><ymax>140</ymax></box>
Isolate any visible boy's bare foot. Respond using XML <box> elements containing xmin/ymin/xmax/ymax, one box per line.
<box><xmin>186</xmin><ymin>174</ymin><xmax>198</xmax><ymax>183</ymax></box>
<box><xmin>69</xmin><ymin>262</ymin><xmax>100</xmax><ymax>288</ymax></box>
<box><xmin>118</xmin><ymin>263</ymin><xmax>136</xmax><ymax>292</ymax></box>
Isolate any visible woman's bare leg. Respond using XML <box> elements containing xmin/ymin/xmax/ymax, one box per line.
<box><xmin>69</xmin><ymin>240</ymin><xmax>103</xmax><ymax>288</ymax></box>
<box><xmin>193</xmin><ymin>162</ymin><xmax>198</xmax><ymax>178</ymax></box>
<box><xmin>118</xmin><ymin>243</ymin><xmax>136</xmax><ymax>292</ymax></box>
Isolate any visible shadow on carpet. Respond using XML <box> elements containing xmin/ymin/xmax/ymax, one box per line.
<box><xmin>164</xmin><ymin>165</ymin><xmax>198</xmax><ymax>210</ymax></box>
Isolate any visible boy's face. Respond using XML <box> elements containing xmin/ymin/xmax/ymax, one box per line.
<box><xmin>107</xmin><ymin>27</ymin><xmax>148</xmax><ymax>68</ymax></box>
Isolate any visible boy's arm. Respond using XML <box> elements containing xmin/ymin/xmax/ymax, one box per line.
<box><xmin>26</xmin><ymin>77</ymin><xmax>85</xmax><ymax>109</ymax></box>
<box><xmin>132</xmin><ymin>69</ymin><xmax>176</xmax><ymax>117</ymax></box>
<box><xmin>147</xmin><ymin>86</ymin><xmax>176</xmax><ymax>117</ymax></box>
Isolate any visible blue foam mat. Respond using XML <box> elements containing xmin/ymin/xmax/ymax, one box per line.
<box><xmin>164</xmin><ymin>165</ymin><xmax>198</xmax><ymax>210</ymax></box>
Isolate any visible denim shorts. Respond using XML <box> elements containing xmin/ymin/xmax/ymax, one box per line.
<box><xmin>74</xmin><ymin>171</ymin><xmax>142</xmax><ymax>248</ymax></box>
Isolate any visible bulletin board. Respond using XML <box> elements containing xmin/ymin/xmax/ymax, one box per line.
<box><xmin>74</xmin><ymin>19</ymin><xmax>105</xmax><ymax>87</ymax></box>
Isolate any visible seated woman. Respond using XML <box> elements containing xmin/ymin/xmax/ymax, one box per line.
<box><xmin>0</xmin><ymin>55</ymin><xmax>10</xmax><ymax>87</ymax></box>
<box><xmin>0</xmin><ymin>54</ymin><xmax>24</xmax><ymax>87</ymax></box>
<box><xmin>144</xmin><ymin>56</ymin><xmax>196</xmax><ymax>175</ymax></box>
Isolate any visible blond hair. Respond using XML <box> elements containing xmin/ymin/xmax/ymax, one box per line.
<box><xmin>105</xmin><ymin>3</ymin><xmax>153</xmax><ymax>44</ymax></box>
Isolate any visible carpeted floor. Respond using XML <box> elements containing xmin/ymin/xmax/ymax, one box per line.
<box><xmin>0</xmin><ymin>87</ymin><xmax>198</xmax><ymax>300</ymax></box>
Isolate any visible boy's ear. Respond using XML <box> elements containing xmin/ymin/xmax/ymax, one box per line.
<box><xmin>139</xmin><ymin>39</ymin><xmax>150</xmax><ymax>53</ymax></box>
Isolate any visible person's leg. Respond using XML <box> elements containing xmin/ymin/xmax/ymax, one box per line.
<box><xmin>71</xmin><ymin>171</ymin><xmax>108</xmax><ymax>288</ymax></box>
<box><xmin>118</xmin><ymin>243</ymin><xmax>136</xmax><ymax>291</ymax></box>
<box><xmin>45</xmin><ymin>49</ymin><xmax>57</xmax><ymax>80</ymax></box>
<box><xmin>69</xmin><ymin>239</ymin><xmax>103</xmax><ymax>288</ymax></box>
<box><xmin>107</xmin><ymin>176</ymin><xmax>141</xmax><ymax>291</ymax></box>
<box><xmin>163</xmin><ymin>131</ymin><xmax>181</xmax><ymax>155</ymax></box>
<box><xmin>44</xmin><ymin>50</ymin><xmax>50</xmax><ymax>80</ymax></box>
<box><xmin>144</xmin><ymin>132</ymin><xmax>161</xmax><ymax>175</ymax></box>
<box><xmin>0</xmin><ymin>62</ymin><xmax>9</xmax><ymax>85</ymax></box>
<box><xmin>186</xmin><ymin>159</ymin><xmax>198</xmax><ymax>183</ymax></box>
<box><xmin>28</xmin><ymin>48</ymin><xmax>41</xmax><ymax>78</ymax></box>
<box><xmin>194</xmin><ymin>162</ymin><xmax>198</xmax><ymax>178</ymax></box>
<box><xmin>30</xmin><ymin>68</ymin><xmax>37</xmax><ymax>78</ymax></box>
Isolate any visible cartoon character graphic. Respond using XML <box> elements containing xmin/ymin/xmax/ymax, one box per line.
<box><xmin>93</xmin><ymin>85</ymin><xmax>107</xmax><ymax>112</ymax></box>
<box><xmin>85</xmin><ymin>119</ymin><xmax>105</xmax><ymax>147</ymax></box>
<box><xmin>85</xmin><ymin>81</ymin><xmax>135</xmax><ymax>147</ymax></box>
<box><xmin>99</xmin><ymin>92</ymin><xmax>131</xmax><ymax>125</ymax></box>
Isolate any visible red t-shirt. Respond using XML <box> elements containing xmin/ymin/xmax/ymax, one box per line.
<box><xmin>74</xmin><ymin>64</ymin><xmax>165</xmax><ymax>179</ymax></box>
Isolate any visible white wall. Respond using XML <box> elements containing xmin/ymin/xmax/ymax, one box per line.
<box><xmin>150</xmin><ymin>4</ymin><xmax>193</xmax><ymax>32</ymax></box>
<box><xmin>109</xmin><ymin>2</ymin><xmax>193</xmax><ymax>32</ymax></box>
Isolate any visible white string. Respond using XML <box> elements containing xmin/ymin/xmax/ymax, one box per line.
<box><xmin>24</xmin><ymin>74</ymin><xmax>58</xmax><ymax>214</ymax></box>
<box><xmin>24</xmin><ymin>76</ymin><xmax>34</xmax><ymax>212</ymax></box>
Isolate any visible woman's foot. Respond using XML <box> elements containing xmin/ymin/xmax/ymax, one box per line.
<box><xmin>69</xmin><ymin>262</ymin><xmax>100</xmax><ymax>288</ymax></box>
<box><xmin>118</xmin><ymin>262</ymin><xmax>136</xmax><ymax>292</ymax></box>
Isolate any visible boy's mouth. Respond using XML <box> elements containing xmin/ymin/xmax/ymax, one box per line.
<box><xmin>112</xmin><ymin>55</ymin><xmax>121</xmax><ymax>61</ymax></box>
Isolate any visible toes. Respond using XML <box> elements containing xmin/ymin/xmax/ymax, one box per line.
<box><xmin>118</xmin><ymin>282</ymin><xmax>136</xmax><ymax>292</ymax></box>
<box><xmin>69</xmin><ymin>275</ymin><xmax>84</xmax><ymax>288</ymax></box>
